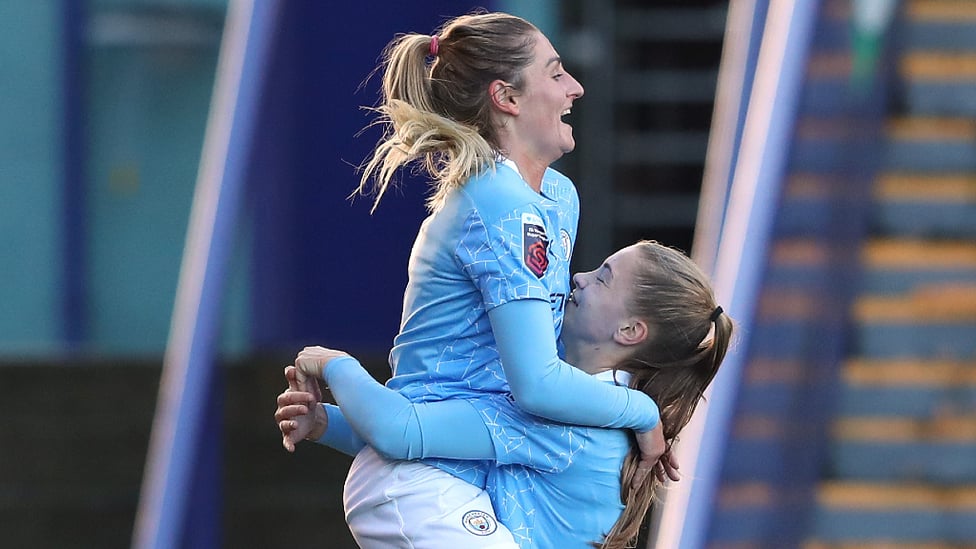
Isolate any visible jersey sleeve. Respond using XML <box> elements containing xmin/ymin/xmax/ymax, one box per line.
<box><xmin>312</xmin><ymin>404</ymin><xmax>366</xmax><ymax>457</ymax></box>
<box><xmin>322</xmin><ymin>356</ymin><xmax>497</xmax><ymax>461</ymax></box>
<box><xmin>457</xmin><ymin>207</ymin><xmax>551</xmax><ymax>310</ymax></box>
<box><xmin>488</xmin><ymin>299</ymin><xmax>660</xmax><ymax>432</ymax></box>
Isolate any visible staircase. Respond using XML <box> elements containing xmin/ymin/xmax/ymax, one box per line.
<box><xmin>706</xmin><ymin>0</ymin><xmax>976</xmax><ymax>547</ymax></box>
<box><xmin>809</xmin><ymin>0</ymin><xmax>976</xmax><ymax>545</ymax></box>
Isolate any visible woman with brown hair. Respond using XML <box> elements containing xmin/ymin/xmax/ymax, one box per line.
<box><xmin>279</xmin><ymin>8</ymin><xmax>670</xmax><ymax>546</ymax></box>
<box><xmin>279</xmin><ymin>241</ymin><xmax>733</xmax><ymax>547</ymax></box>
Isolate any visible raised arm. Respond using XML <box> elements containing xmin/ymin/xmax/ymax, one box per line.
<box><xmin>488</xmin><ymin>299</ymin><xmax>659</xmax><ymax>432</ymax></box>
<box><xmin>313</xmin><ymin>403</ymin><xmax>367</xmax><ymax>457</ymax></box>
<box><xmin>300</xmin><ymin>352</ymin><xmax>497</xmax><ymax>461</ymax></box>
<box><xmin>458</xmin><ymin>203</ymin><xmax>660</xmax><ymax>434</ymax></box>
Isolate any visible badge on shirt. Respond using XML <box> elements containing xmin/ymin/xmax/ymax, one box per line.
<box><xmin>522</xmin><ymin>212</ymin><xmax>549</xmax><ymax>278</ymax></box>
<box><xmin>560</xmin><ymin>228</ymin><xmax>572</xmax><ymax>261</ymax></box>
<box><xmin>461</xmin><ymin>510</ymin><xmax>498</xmax><ymax>536</ymax></box>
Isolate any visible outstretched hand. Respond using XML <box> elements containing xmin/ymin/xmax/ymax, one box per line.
<box><xmin>275</xmin><ymin>365</ymin><xmax>327</xmax><ymax>452</ymax></box>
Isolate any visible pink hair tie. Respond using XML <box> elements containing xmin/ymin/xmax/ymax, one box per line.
<box><xmin>429</xmin><ymin>35</ymin><xmax>439</xmax><ymax>56</ymax></box>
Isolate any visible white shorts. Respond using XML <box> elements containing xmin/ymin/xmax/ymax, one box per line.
<box><xmin>343</xmin><ymin>446</ymin><xmax>518</xmax><ymax>549</ymax></box>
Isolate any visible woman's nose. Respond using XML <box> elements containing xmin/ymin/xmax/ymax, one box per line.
<box><xmin>572</xmin><ymin>272</ymin><xmax>585</xmax><ymax>288</ymax></box>
<box><xmin>568</xmin><ymin>72</ymin><xmax>584</xmax><ymax>99</ymax></box>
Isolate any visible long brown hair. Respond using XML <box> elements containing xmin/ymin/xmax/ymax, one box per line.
<box><xmin>599</xmin><ymin>241</ymin><xmax>734</xmax><ymax>548</ymax></box>
<box><xmin>356</xmin><ymin>11</ymin><xmax>538</xmax><ymax>211</ymax></box>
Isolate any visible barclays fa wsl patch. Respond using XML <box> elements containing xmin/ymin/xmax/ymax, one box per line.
<box><xmin>521</xmin><ymin>212</ymin><xmax>549</xmax><ymax>278</ymax></box>
<box><xmin>461</xmin><ymin>510</ymin><xmax>498</xmax><ymax>536</ymax></box>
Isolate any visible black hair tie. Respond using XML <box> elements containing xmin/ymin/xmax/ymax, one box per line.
<box><xmin>709</xmin><ymin>306</ymin><xmax>723</xmax><ymax>322</ymax></box>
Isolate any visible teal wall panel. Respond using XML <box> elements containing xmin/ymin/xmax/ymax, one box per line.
<box><xmin>87</xmin><ymin>44</ymin><xmax>221</xmax><ymax>353</ymax></box>
<box><xmin>498</xmin><ymin>0</ymin><xmax>560</xmax><ymax>43</ymax></box>
<box><xmin>93</xmin><ymin>0</ymin><xmax>227</xmax><ymax>9</ymax></box>
<box><xmin>0</xmin><ymin>3</ymin><xmax>243</xmax><ymax>358</ymax></box>
<box><xmin>0</xmin><ymin>3</ymin><xmax>61</xmax><ymax>354</ymax></box>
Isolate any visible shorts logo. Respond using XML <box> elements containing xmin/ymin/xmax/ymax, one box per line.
<box><xmin>461</xmin><ymin>510</ymin><xmax>498</xmax><ymax>536</ymax></box>
<box><xmin>522</xmin><ymin>213</ymin><xmax>549</xmax><ymax>278</ymax></box>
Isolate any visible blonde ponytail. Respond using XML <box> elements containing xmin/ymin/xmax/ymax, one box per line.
<box><xmin>354</xmin><ymin>12</ymin><xmax>538</xmax><ymax>212</ymax></box>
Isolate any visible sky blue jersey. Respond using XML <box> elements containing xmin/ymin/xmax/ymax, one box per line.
<box><xmin>330</xmin><ymin>161</ymin><xmax>660</xmax><ymax>491</ymax></box>
<box><xmin>387</xmin><ymin>161</ymin><xmax>578</xmax><ymax>403</ymax></box>
<box><xmin>318</xmin><ymin>358</ymin><xmax>632</xmax><ymax>549</ymax></box>
<box><xmin>478</xmin><ymin>378</ymin><xmax>631</xmax><ymax>548</ymax></box>
<box><xmin>383</xmin><ymin>162</ymin><xmax>578</xmax><ymax>485</ymax></box>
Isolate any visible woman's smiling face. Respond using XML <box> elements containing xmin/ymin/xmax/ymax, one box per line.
<box><xmin>510</xmin><ymin>31</ymin><xmax>585</xmax><ymax>165</ymax></box>
<box><xmin>563</xmin><ymin>244</ymin><xmax>642</xmax><ymax>352</ymax></box>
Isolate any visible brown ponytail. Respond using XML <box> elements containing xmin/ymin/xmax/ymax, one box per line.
<box><xmin>596</xmin><ymin>241</ymin><xmax>734</xmax><ymax>548</ymax></box>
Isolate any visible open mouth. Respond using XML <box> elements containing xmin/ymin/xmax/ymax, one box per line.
<box><xmin>568</xmin><ymin>290</ymin><xmax>578</xmax><ymax>305</ymax></box>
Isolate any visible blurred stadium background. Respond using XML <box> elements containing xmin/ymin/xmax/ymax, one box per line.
<box><xmin>1</xmin><ymin>0</ymin><xmax>974</xmax><ymax>547</ymax></box>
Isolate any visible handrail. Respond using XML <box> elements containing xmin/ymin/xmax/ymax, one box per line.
<box><xmin>690</xmin><ymin>0</ymin><xmax>767</xmax><ymax>277</ymax></box>
<box><xmin>132</xmin><ymin>1</ymin><xmax>281</xmax><ymax>547</ymax></box>
<box><xmin>651</xmin><ymin>1</ymin><xmax>822</xmax><ymax>548</ymax></box>
<box><xmin>649</xmin><ymin>0</ymin><xmax>767</xmax><ymax>545</ymax></box>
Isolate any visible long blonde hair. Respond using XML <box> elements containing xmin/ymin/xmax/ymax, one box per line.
<box><xmin>599</xmin><ymin>241</ymin><xmax>734</xmax><ymax>548</ymax></box>
<box><xmin>356</xmin><ymin>12</ymin><xmax>538</xmax><ymax>211</ymax></box>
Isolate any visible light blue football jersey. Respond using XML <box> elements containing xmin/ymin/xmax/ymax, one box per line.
<box><xmin>320</xmin><ymin>359</ymin><xmax>632</xmax><ymax>549</ymax></box>
<box><xmin>385</xmin><ymin>161</ymin><xmax>579</xmax><ymax>485</ymax></box>
<box><xmin>480</xmin><ymin>371</ymin><xmax>632</xmax><ymax>548</ymax></box>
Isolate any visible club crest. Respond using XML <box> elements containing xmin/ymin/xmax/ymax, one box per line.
<box><xmin>560</xmin><ymin>228</ymin><xmax>572</xmax><ymax>261</ymax></box>
<box><xmin>461</xmin><ymin>510</ymin><xmax>498</xmax><ymax>536</ymax></box>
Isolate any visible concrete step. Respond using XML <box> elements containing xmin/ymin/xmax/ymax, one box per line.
<box><xmin>903</xmin><ymin>0</ymin><xmax>976</xmax><ymax>51</ymax></box>
<box><xmin>774</xmin><ymin>174</ymin><xmax>875</xmax><ymax>237</ymax></box>
<box><xmin>828</xmin><ymin>415</ymin><xmax>976</xmax><ymax>482</ymax></box>
<box><xmin>872</xmin><ymin>174</ymin><xmax>976</xmax><ymax>238</ymax></box>
<box><xmin>907</xmin><ymin>0</ymin><xmax>976</xmax><ymax>20</ymax></box>
<box><xmin>805</xmin><ymin>542</ymin><xmax>966</xmax><ymax>549</ymax></box>
<box><xmin>838</xmin><ymin>358</ymin><xmax>976</xmax><ymax>417</ymax></box>
<box><xmin>800</xmin><ymin>52</ymin><xmax>879</xmax><ymax>116</ymax></box>
<box><xmin>721</xmin><ymin>414</ymin><xmax>809</xmax><ymax>482</ymax></box>
<box><xmin>901</xmin><ymin>53</ymin><xmax>976</xmax><ymax>116</ymax></box>
<box><xmin>615</xmin><ymin>5</ymin><xmax>727</xmax><ymax>42</ymax></box>
<box><xmin>790</xmin><ymin>117</ymin><xmax>976</xmax><ymax>173</ymax></box>
<box><xmin>710</xmin><ymin>481</ymin><xmax>820</xmax><ymax>545</ymax></box>
<box><xmin>776</xmin><ymin>172</ymin><xmax>976</xmax><ymax>239</ymax></box>
<box><xmin>812</xmin><ymin>482</ymin><xmax>976</xmax><ymax>544</ymax></box>
<box><xmin>765</xmin><ymin>237</ymin><xmax>976</xmax><ymax>294</ymax></box>
<box><xmin>792</xmin><ymin>116</ymin><xmax>976</xmax><ymax>172</ymax></box>
<box><xmin>853</xmin><ymin>285</ymin><xmax>976</xmax><ymax>358</ymax></box>
<box><xmin>883</xmin><ymin>117</ymin><xmax>976</xmax><ymax>172</ymax></box>
<box><xmin>790</xmin><ymin>116</ymin><xmax>889</xmax><ymax>174</ymax></box>
<box><xmin>864</xmin><ymin>237</ymin><xmax>976</xmax><ymax>292</ymax></box>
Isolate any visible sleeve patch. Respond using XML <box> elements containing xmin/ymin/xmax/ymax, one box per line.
<box><xmin>521</xmin><ymin>213</ymin><xmax>549</xmax><ymax>278</ymax></box>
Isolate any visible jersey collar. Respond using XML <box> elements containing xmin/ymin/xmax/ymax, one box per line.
<box><xmin>497</xmin><ymin>157</ymin><xmax>557</xmax><ymax>202</ymax></box>
<box><xmin>595</xmin><ymin>369</ymin><xmax>632</xmax><ymax>386</ymax></box>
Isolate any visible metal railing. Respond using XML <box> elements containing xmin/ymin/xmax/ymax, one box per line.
<box><xmin>132</xmin><ymin>2</ymin><xmax>282</xmax><ymax>547</ymax></box>
<box><xmin>652</xmin><ymin>1</ymin><xmax>823</xmax><ymax>547</ymax></box>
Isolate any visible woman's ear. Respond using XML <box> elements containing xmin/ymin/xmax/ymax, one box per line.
<box><xmin>614</xmin><ymin>319</ymin><xmax>648</xmax><ymax>346</ymax></box>
<box><xmin>489</xmin><ymin>80</ymin><xmax>519</xmax><ymax>116</ymax></box>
